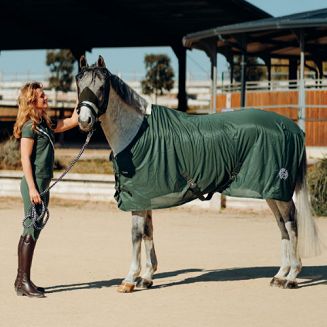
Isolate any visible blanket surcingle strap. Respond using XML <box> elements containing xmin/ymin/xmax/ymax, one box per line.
<box><xmin>112</xmin><ymin>106</ymin><xmax>305</xmax><ymax>212</ymax></box>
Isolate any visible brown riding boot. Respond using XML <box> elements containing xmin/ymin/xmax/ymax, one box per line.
<box><xmin>14</xmin><ymin>236</ymin><xmax>45</xmax><ymax>293</ymax></box>
<box><xmin>15</xmin><ymin>234</ymin><xmax>45</xmax><ymax>298</ymax></box>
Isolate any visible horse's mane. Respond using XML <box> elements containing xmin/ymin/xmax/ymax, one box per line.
<box><xmin>109</xmin><ymin>73</ymin><xmax>149</xmax><ymax>114</ymax></box>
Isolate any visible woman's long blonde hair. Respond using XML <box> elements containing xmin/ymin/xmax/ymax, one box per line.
<box><xmin>13</xmin><ymin>82</ymin><xmax>52</xmax><ymax>139</ymax></box>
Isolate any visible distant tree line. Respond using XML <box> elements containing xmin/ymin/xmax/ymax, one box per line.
<box><xmin>141</xmin><ymin>54</ymin><xmax>174</xmax><ymax>103</ymax></box>
<box><xmin>46</xmin><ymin>49</ymin><xmax>75</xmax><ymax>92</ymax></box>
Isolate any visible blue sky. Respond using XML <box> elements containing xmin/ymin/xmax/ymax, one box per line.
<box><xmin>0</xmin><ymin>0</ymin><xmax>326</xmax><ymax>80</ymax></box>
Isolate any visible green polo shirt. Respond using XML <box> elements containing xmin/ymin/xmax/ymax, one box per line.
<box><xmin>21</xmin><ymin>119</ymin><xmax>55</xmax><ymax>178</ymax></box>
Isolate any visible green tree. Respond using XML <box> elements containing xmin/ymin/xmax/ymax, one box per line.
<box><xmin>141</xmin><ymin>54</ymin><xmax>174</xmax><ymax>103</ymax></box>
<box><xmin>46</xmin><ymin>49</ymin><xmax>75</xmax><ymax>92</ymax></box>
<box><xmin>232</xmin><ymin>56</ymin><xmax>265</xmax><ymax>82</ymax></box>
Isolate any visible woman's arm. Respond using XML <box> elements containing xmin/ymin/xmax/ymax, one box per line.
<box><xmin>54</xmin><ymin>106</ymin><xmax>79</xmax><ymax>133</ymax></box>
<box><xmin>21</xmin><ymin>138</ymin><xmax>41</xmax><ymax>204</ymax></box>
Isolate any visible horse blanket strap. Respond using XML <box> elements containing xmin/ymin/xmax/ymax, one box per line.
<box><xmin>112</xmin><ymin>106</ymin><xmax>305</xmax><ymax>212</ymax></box>
<box><xmin>183</xmin><ymin>174</ymin><xmax>214</xmax><ymax>201</ymax></box>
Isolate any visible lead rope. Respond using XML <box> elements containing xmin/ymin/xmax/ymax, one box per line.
<box><xmin>22</xmin><ymin>130</ymin><xmax>94</xmax><ymax>230</ymax></box>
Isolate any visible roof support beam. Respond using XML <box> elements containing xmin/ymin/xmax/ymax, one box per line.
<box><xmin>172</xmin><ymin>44</ymin><xmax>188</xmax><ymax>112</ymax></box>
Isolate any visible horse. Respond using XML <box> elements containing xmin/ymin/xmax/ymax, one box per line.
<box><xmin>75</xmin><ymin>55</ymin><xmax>321</xmax><ymax>293</ymax></box>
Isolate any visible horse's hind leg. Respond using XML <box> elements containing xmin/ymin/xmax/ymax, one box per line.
<box><xmin>276</xmin><ymin>200</ymin><xmax>302</xmax><ymax>288</ymax></box>
<box><xmin>267</xmin><ymin>199</ymin><xmax>301</xmax><ymax>289</ymax></box>
<box><xmin>267</xmin><ymin>199</ymin><xmax>291</xmax><ymax>287</ymax></box>
<box><xmin>136</xmin><ymin>210</ymin><xmax>158</xmax><ymax>289</ymax></box>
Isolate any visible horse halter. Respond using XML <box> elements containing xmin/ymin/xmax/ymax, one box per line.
<box><xmin>76</xmin><ymin>67</ymin><xmax>111</xmax><ymax>121</ymax></box>
<box><xmin>77</xmin><ymin>87</ymin><xmax>102</xmax><ymax>120</ymax></box>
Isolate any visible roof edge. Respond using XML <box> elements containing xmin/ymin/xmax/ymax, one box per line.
<box><xmin>183</xmin><ymin>7</ymin><xmax>327</xmax><ymax>48</ymax></box>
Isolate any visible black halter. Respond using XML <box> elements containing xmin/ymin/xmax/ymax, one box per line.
<box><xmin>76</xmin><ymin>67</ymin><xmax>111</xmax><ymax>119</ymax></box>
<box><xmin>77</xmin><ymin>87</ymin><xmax>101</xmax><ymax>118</ymax></box>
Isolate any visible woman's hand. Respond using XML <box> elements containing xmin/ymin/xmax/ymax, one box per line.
<box><xmin>54</xmin><ymin>105</ymin><xmax>79</xmax><ymax>133</ymax></box>
<box><xmin>29</xmin><ymin>187</ymin><xmax>42</xmax><ymax>204</ymax></box>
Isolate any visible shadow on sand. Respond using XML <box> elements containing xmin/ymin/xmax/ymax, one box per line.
<box><xmin>45</xmin><ymin>266</ymin><xmax>327</xmax><ymax>293</ymax></box>
<box><xmin>152</xmin><ymin>265</ymin><xmax>327</xmax><ymax>290</ymax></box>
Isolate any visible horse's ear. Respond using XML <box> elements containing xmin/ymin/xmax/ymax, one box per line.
<box><xmin>80</xmin><ymin>56</ymin><xmax>88</xmax><ymax>69</ymax></box>
<box><xmin>97</xmin><ymin>55</ymin><xmax>106</xmax><ymax>68</ymax></box>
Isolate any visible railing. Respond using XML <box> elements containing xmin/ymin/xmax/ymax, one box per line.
<box><xmin>1</xmin><ymin>78</ymin><xmax>327</xmax><ymax>145</ymax></box>
<box><xmin>215</xmin><ymin>87</ymin><xmax>327</xmax><ymax>146</ymax></box>
<box><xmin>220</xmin><ymin>79</ymin><xmax>327</xmax><ymax>93</ymax></box>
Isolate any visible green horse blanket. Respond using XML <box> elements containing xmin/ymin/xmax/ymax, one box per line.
<box><xmin>112</xmin><ymin>106</ymin><xmax>305</xmax><ymax>211</ymax></box>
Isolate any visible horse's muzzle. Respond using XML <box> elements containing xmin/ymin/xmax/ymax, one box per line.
<box><xmin>78</xmin><ymin>117</ymin><xmax>91</xmax><ymax>132</ymax></box>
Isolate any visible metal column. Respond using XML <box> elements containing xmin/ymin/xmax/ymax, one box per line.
<box><xmin>211</xmin><ymin>52</ymin><xmax>218</xmax><ymax>113</ymax></box>
<box><xmin>298</xmin><ymin>32</ymin><xmax>306</xmax><ymax>132</ymax></box>
<box><xmin>240</xmin><ymin>52</ymin><xmax>247</xmax><ymax>108</ymax></box>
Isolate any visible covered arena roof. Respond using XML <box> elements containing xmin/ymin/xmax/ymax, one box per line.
<box><xmin>183</xmin><ymin>8</ymin><xmax>327</xmax><ymax>60</ymax></box>
<box><xmin>0</xmin><ymin>0</ymin><xmax>271</xmax><ymax>51</ymax></box>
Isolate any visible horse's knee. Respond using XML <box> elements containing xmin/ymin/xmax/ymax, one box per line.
<box><xmin>131</xmin><ymin>211</ymin><xmax>147</xmax><ymax>241</ymax></box>
<box><xmin>132</xmin><ymin>226</ymin><xmax>143</xmax><ymax>243</ymax></box>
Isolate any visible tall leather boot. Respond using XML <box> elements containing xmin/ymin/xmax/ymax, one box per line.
<box><xmin>14</xmin><ymin>236</ymin><xmax>45</xmax><ymax>293</ymax></box>
<box><xmin>15</xmin><ymin>234</ymin><xmax>45</xmax><ymax>298</ymax></box>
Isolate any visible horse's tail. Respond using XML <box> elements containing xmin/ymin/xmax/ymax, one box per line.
<box><xmin>295</xmin><ymin>149</ymin><xmax>322</xmax><ymax>258</ymax></box>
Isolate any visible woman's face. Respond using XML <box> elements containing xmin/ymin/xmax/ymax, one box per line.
<box><xmin>34</xmin><ymin>88</ymin><xmax>48</xmax><ymax>112</ymax></box>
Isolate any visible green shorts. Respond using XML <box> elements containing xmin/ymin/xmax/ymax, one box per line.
<box><xmin>20</xmin><ymin>176</ymin><xmax>51</xmax><ymax>240</ymax></box>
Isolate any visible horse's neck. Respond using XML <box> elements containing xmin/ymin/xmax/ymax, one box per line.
<box><xmin>100</xmin><ymin>88</ymin><xmax>146</xmax><ymax>155</ymax></box>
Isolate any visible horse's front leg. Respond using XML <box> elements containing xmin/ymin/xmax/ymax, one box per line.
<box><xmin>117</xmin><ymin>210</ymin><xmax>157</xmax><ymax>293</ymax></box>
<box><xmin>136</xmin><ymin>210</ymin><xmax>157</xmax><ymax>289</ymax></box>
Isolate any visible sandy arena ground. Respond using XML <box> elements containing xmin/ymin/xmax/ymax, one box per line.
<box><xmin>1</xmin><ymin>196</ymin><xmax>326</xmax><ymax>327</ymax></box>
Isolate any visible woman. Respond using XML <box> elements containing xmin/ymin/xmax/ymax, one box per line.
<box><xmin>13</xmin><ymin>82</ymin><xmax>79</xmax><ymax>298</ymax></box>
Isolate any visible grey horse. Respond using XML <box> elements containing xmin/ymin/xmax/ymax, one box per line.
<box><xmin>75</xmin><ymin>55</ymin><xmax>321</xmax><ymax>293</ymax></box>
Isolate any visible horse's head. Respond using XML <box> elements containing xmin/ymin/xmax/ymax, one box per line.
<box><xmin>76</xmin><ymin>55</ymin><xmax>110</xmax><ymax>132</ymax></box>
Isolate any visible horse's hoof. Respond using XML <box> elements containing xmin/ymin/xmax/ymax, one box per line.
<box><xmin>270</xmin><ymin>277</ymin><xmax>286</xmax><ymax>288</ymax></box>
<box><xmin>117</xmin><ymin>282</ymin><xmax>135</xmax><ymax>293</ymax></box>
<box><xmin>283</xmin><ymin>280</ymin><xmax>298</xmax><ymax>289</ymax></box>
<box><xmin>136</xmin><ymin>277</ymin><xmax>153</xmax><ymax>289</ymax></box>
